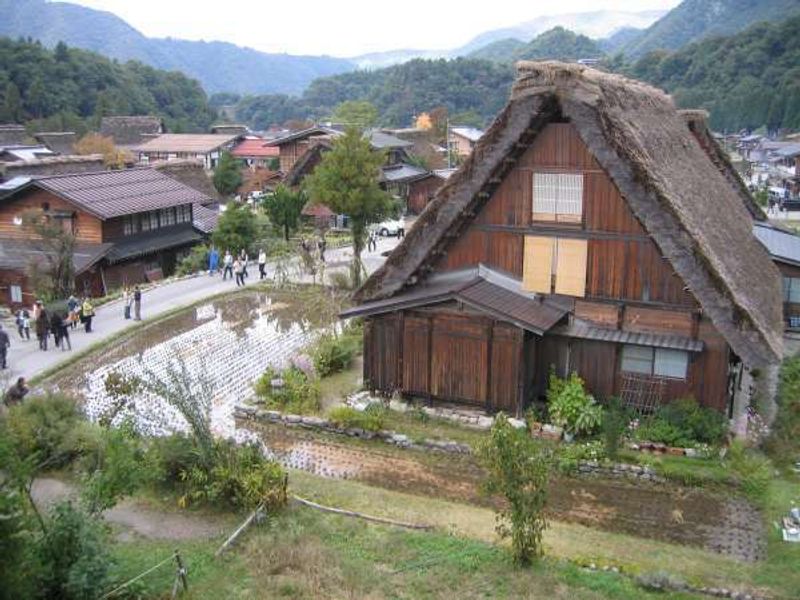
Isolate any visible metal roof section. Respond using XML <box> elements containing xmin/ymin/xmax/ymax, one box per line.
<box><xmin>753</xmin><ymin>222</ymin><xmax>800</xmax><ymax>267</ymax></box>
<box><xmin>552</xmin><ymin>319</ymin><xmax>704</xmax><ymax>352</ymax></box>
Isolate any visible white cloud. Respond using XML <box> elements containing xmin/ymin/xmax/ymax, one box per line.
<box><xmin>68</xmin><ymin>0</ymin><xmax>680</xmax><ymax>57</ymax></box>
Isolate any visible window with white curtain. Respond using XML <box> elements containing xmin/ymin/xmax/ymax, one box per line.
<box><xmin>533</xmin><ymin>172</ymin><xmax>583</xmax><ymax>222</ymax></box>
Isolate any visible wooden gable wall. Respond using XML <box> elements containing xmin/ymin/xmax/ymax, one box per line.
<box><xmin>434</xmin><ymin>122</ymin><xmax>696</xmax><ymax>308</ymax></box>
<box><xmin>0</xmin><ymin>188</ymin><xmax>103</xmax><ymax>244</ymax></box>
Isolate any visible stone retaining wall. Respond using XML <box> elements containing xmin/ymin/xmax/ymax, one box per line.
<box><xmin>575</xmin><ymin>460</ymin><xmax>665</xmax><ymax>483</ymax></box>
<box><xmin>234</xmin><ymin>405</ymin><xmax>472</xmax><ymax>454</ymax></box>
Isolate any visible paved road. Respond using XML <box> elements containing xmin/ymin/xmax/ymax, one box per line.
<box><xmin>2</xmin><ymin>236</ymin><xmax>399</xmax><ymax>383</ymax></box>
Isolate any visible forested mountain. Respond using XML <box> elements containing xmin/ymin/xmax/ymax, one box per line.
<box><xmin>621</xmin><ymin>0</ymin><xmax>800</xmax><ymax>59</ymax></box>
<box><xmin>467</xmin><ymin>39</ymin><xmax>526</xmax><ymax>63</ymax></box>
<box><xmin>0</xmin><ymin>0</ymin><xmax>355</xmax><ymax>95</ymax></box>
<box><xmin>468</xmin><ymin>27</ymin><xmax>602</xmax><ymax>63</ymax></box>
<box><xmin>628</xmin><ymin>14</ymin><xmax>800</xmax><ymax>132</ymax></box>
<box><xmin>236</xmin><ymin>59</ymin><xmax>515</xmax><ymax>130</ymax></box>
<box><xmin>0</xmin><ymin>38</ymin><xmax>216</xmax><ymax>133</ymax></box>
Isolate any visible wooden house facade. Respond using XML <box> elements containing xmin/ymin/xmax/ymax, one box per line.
<box><xmin>0</xmin><ymin>167</ymin><xmax>213</xmax><ymax>307</ymax></box>
<box><xmin>345</xmin><ymin>63</ymin><xmax>783</xmax><ymax>418</ymax></box>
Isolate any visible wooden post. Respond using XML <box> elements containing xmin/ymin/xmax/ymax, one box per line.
<box><xmin>174</xmin><ymin>550</ymin><xmax>188</xmax><ymax>593</ymax></box>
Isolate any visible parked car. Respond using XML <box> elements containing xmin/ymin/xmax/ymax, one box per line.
<box><xmin>372</xmin><ymin>219</ymin><xmax>405</xmax><ymax>237</ymax></box>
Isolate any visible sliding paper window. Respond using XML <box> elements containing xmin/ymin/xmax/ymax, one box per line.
<box><xmin>533</xmin><ymin>172</ymin><xmax>583</xmax><ymax>223</ymax></box>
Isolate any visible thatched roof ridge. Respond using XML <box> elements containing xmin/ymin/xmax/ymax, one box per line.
<box><xmin>358</xmin><ymin>61</ymin><xmax>782</xmax><ymax>367</ymax></box>
<box><xmin>678</xmin><ymin>109</ymin><xmax>765</xmax><ymax>221</ymax></box>
<box><xmin>100</xmin><ymin>116</ymin><xmax>164</xmax><ymax>147</ymax></box>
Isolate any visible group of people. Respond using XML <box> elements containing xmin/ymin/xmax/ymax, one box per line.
<box><xmin>121</xmin><ymin>286</ymin><xmax>143</xmax><ymax>321</ymax></box>
<box><xmin>209</xmin><ymin>248</ymin><xmax>270</xmax><ymax>286</ymax></box>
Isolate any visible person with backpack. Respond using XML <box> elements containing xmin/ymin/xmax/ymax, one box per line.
<box><xmin>35</xmin><ymin>304</ymin><xmax>50</xmax><ymax>350</ymax></box>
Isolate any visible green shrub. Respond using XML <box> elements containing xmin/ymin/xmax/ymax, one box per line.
<box><xmin>726</xmin><ymin>441</ymin><xmax>773</xmax><ymax>503</ymax></box>
<box><xmin>180</xmin><ymin>440</ymin><xmax>287</xmax><ymax>511</ymax></box>
<box><xmin>328</xmin><ymin>405</ymin><xmax>385</xmax><ymax>432</ymax></box>
<box><xmin>635</xmin><ymin>398</ymin><xmax>726</xmax><ymax>447</ymax></box>
<box><xmin>556</xmin><ymin>440</ymin><xmax>605</xmax><ymax>474</ymax></box>
<box><xmin>547</xmin><ymin>372</ymin><xmax>603</xmax><ymax>437</ymax></box>
<box><xmin>602</xmin><ymin>397</ymin><xmax>629</xmax><ymax>460</ymax></box>
<box><xmin>478</xmin><ymin>413</ymin><xmax>552</xmax><ymax>564</ymax></box>
<box><xmin>254</xmin><ymin>366</ymin><xmax>321</xmax><ymax>414</ymax></box>
<box><xmin>36</xmin><ymin>501</ymin><xmax>113</xmax><ymax>600</ymax></box>
<box><xmin>4</xmin><ymin>393</ymin><xmax>82</xmax><ymax>467</ymax></box>
<box><xmin>176</xmin><ymin>243</ymin><xmax>209</xmax><ymax>276</ymax></box>
<box><xmin>765</xmin><ymin>356</ymin><xmax>800</xmax><ymax>465</ymax></box>
<box><xmin>144</xmin><ymin>435</ymin><xmax>287</xmax><ymax>510</ymax></box>
<box><xmin>313</xmin><ymin>333</ymin><xmax>357</xmax><ymax>377</ymax></box>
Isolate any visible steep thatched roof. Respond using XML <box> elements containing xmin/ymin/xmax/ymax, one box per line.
<box><xmin>153</xmin><ymin>159</ymin><xmax>221</xmax><ymax>202</ymax></box>
<box><xmin>679</xmin><ymin>110</ymin><xmax>766</xmax><ymax>222</ymax></box>
<box><xmin>34</xmin><ymin>132</ymin><xmax>77</xmax><ymax>155</ymax></box>
<box><xmin>357</xmin><ymin>62</ymin><xmax>782</xmax><ymax>367</ymax></box>
<box><xmin>284</xmin><ymin>141</ymin><xmax>331</xmax><ymax>187</ymax></box>
<box><xmin>100</xmin><ymin>116</ymin><xmax>164</xmax><ymax>147</ymax></box>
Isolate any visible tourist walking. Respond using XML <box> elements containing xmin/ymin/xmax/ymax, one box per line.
<box><xmin>240</xmin><ymin>249</ymin><xmax>249</xmax><ymax>278</ymax></box>
<box><xmin>35</xmin><ymin>304</ymin><xmax>49</xmax><ymax>351</ymax></box>
<box><xmin>59</xmin><ymin>314</ymin><xmax>72</xmax><ymax>351</ymax></box>
<box><xmin>15</xmin><ymin>309</ymin><xmax>26</xmax><ymax>339</ymax></box>
<box><xmin>82</xmin><ymin>298</ymin><xmax>95</xmax><ymax>332</ymax></box>
<box><xmin>222</xmin><ymin>250</ymin><xmax>234</xmax><ymax>280</ymax></box>
<box><xmin>21</xmin><ymin>311</ymin><xmax>30</xmax><ymax>340</ymax></box>
<box><xmin>67</xmin><ymin>295</ymin><xmax>80</xmax><ymax>329</ymax></box>
<box><xmin>318</xmin><ymin>238</ymin><xmax>327</xmax><ymax>263</ymax></box>
<box><xmin>368</xmin><ymin>232</ymin><xmax>377</xmax><ymax>252</ymax></box>
<box><xmin>122</xmin><ymin>287</ymin><xmax>131</xmax><ymax>319</ymax></box>
<box><xmin>234</xmin><ymin>257</ymin><xmax>245</xmax><ymax>287</ymax></box>
<box><xmin>133</xmin><ymin>286</ymin><xmax>142</xmax><ymax>321</ymax></box>
<box><xmin>0</xmin><ymin>324</ymin><xmax>9</xmax><ymax>369</ymax></box>
<box><xmin>258</xmin><ymin>248</ymin><xmax>267</xmax><ymax>280</ymax></box>
<box><xmin>209</xmin><ymin>246</ymin><xmax>220</xmax><ymax>276</ymax></box>
<box><xmin>4</xmin><ymin>377</ymin><xmax>29</xmax><ymax>407</ymax></box>
<box><xmin>50</xmin><ymin>312</ymin><xmax>62</xmax><ymax>349</ymax></box>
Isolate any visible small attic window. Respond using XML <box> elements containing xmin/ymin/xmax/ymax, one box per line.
<box><xmin>12</xmin><ymin>215</ymin><xmax>22</xmax><ymax>226</ymax></box>
<box><xmin>533</xmin><ymin>172</ymin><xmax>583</xmax><ymax>223</ymax></box>
<box><xmin>41</xmin><ymin>202</ymin><xmax>50</xmax><ymax>212</ymax></box>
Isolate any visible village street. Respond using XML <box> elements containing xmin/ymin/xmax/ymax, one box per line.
<box><xmin>2</xmin><ymin>235</ymin><xmax>400</xmax><ymax>383</ymax></box>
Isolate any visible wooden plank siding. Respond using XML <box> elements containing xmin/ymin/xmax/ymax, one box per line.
<box><xmin>0</xmin><ymin>188</ymin><xmax>103</xmax><ymax>244</ymax></box>
<box><xmin>363</xmin><ymin>314</ymin><xmax>401</xmax><ymax>392</ymax></box>
<box><xmin>413</xmin><ymin>121</ymin><xmax>733</xmax><ymax>412</ymax></box>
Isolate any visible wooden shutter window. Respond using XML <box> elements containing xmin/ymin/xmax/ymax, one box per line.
<box><xmin>554</xmin><ymin>238</ymin><xmax>587</xmax><ymax>297</ymax></box>
<box><xmin>523</xmin><ymin>236</ymin><xmax>553</xmax><ymax>293</ymax></box>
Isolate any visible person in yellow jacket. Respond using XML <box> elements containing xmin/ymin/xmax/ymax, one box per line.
<box><xmin>81</xmin><ymin>298</ymin><xmax>95</xmax><ymax>333</ymax></box>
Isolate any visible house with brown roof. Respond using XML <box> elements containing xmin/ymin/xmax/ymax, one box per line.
<box><xmin>344</xmin><ymin>62</ymin><xmax>783</xmax><ymax>421</ymax></box>
<box><xmin>231</xmin><ymin>137</ymin><xmax>280</xmax><ymax>168</ymax></box>
<box><xmin>34</xmin><ymin>132</ymin><xmax>78</xmax><ymax>155</ymax></box>
<box><xmin>133</xmin><ymin>133</ymin><xmax>243</xmax><ymax>169</ymax></box>
<box><xmin>100</xmin><ymin>116</ymin><xmax>165</xmax><ymax>149</ymax></box>
<box><xmin>447</xmin><ymin>126</ymin><xmax>483</xmax><ymax>158</ymax></box>
<box><xmin>0</xmin><ymin>167</ymin><xmax>214</xmax><ymax>306</ymax></box>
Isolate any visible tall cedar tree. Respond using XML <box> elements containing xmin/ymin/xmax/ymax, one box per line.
<box><xmin>263</xmin><ymin>184</ymin><xmax>306</xmax><ymax>241</ymax></box>
<box><xmin>213</xmin><ymin>151</ymin><xmax>243</xmax><ymax>197</ymax></box>
<box><xmin>211</xmin><ymin>202</ymin><xmax>257</xmax><ymax>255</ymax></box>
<box><xmin>305</xmin><ymin>127</ymin><xmax>392</xmax><ymax>286</ymax></box>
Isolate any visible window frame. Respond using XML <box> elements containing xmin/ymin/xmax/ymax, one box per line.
<box><xmin>784</xmin><ymin>276</ymin><xmax>800</xmax><ymax>304</ymax></box>
<box><xmin>532</xmin><ymin>172</ymin><xmax>584</xmax><ymax>224</ymax></box>
<box><xmin>620</xmin><ymin>344</ymin><xmax>689</xmax><ymax>381</ymax></box>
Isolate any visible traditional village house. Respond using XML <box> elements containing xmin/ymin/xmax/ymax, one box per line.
<box><xmin>0</xmin><ymin>167</ymin><xmax>214</xmax><ymax>306</ymax></box>
<box><xmin>133</xmin><ymin>133</ymin><xmax>243</xmax><ymax>169</ymax></box>
<box><xmin>0</xmin><ymin>154</ymin><xmax>106</xmax><ymax>196</ymax></box>
<box><xmin>406</xmin><ymin>171</ymin><xmax>451</xmax><ymax>215</ymax></box>
<box><xmin>211</xmin><ymin>124</ymin><xmax>249</xmax><ymax>136</ymax></box>
<box><xmin>100</xmin><ymin>116</ymin><xmax>165</xmax><ymax>150</ymax></box>
<box><xmin>230</xmin><ymin>136</ymin><xmax>280</xmax><ymax>169</ymax></box>
<box><xmin>344</xmin><ymin>62</ymin><xmax>783</xmax><ymax>422</ymax></box>
<box><xmin>447</xmin><ymin>126</ymin><xmax>484</xmax><ymax>158</ymax></box>
<box><xmin>34</xmin><ymin>132</ymin><xmax>78</xmax><ymax>155</ymax></box>
<box><xmin>0</xmin><ymin>124</ymin><xmax>28</xmax><ymax>146</ymax></box>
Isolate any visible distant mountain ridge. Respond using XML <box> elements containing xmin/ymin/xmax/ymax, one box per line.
<box><xmin>621</xmin><ymin>0</ymin><xmax>800</xmax><ymax>58</ymax></box>
<box><xmin>469</xmin><ymin>27</ymin><xmax>603</xmax><ymax>63</ymax></box>
<box><xmin>0</xmin><ymin>0</ymin><xmax>355</xmax><ymax>95</ymax></box>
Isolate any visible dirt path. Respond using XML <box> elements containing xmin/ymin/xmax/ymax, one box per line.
<box><xmin>252</xmin><ymin>423</ymin><xmax>765</xmax><ymax>562</ymax></box>
<box><xmin>31</xmin><ymin>478</ymin><xmax>228</xmax><ymax>541</ymax></box>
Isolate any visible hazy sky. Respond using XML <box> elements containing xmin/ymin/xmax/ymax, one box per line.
<box><xmin>69</xmin><ymin>0</ymin><xmax>681</xmax><ymax>57</ymax></box>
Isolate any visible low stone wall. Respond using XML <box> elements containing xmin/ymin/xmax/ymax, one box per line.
<box><xmin>234</xmin><ymin>405</ymin><xmax>472</xmax><ymax>454</ymax></box>
<box><xmin>575</xmin><ymin>460</ymin><xmax>665</xmax><ymax>483</ymax></box>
